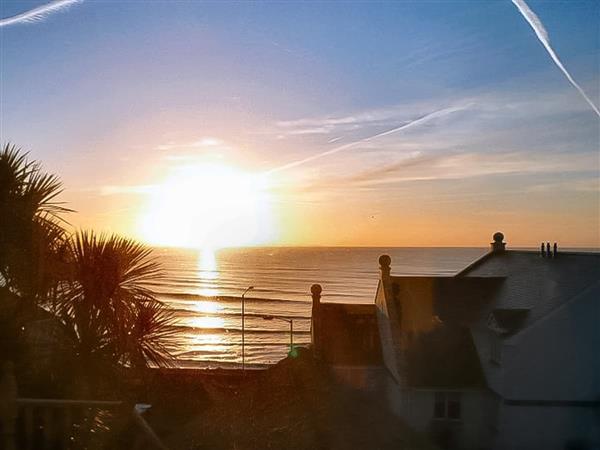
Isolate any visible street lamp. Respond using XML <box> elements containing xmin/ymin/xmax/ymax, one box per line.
<box><xmin>263</xmin><ymin>315</ymin><xmax>296</xmax><ymax>358</ymax></box>
<box><xmin>241</xmin><ymin>286</ymin><xmax>254</xmax><ymax>372</ymax></box>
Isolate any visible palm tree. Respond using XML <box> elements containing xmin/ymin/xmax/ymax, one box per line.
<box><xmin>0</xmin><ymin>143</ymin><xmax>71</xmax><ymax>304</ymax></box>
<box><xmin>56</xmin><ymin>231</ymin><xmax>176</xmax><ymax>384</ymax></box>
<box><xmin>1</xmin><ymin>145</ymin><xmax>176</xmax><ymax>390</ymax></box>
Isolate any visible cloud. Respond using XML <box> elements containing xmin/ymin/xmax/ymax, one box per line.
<box><xmin>0</xmin><ymin>0</ymin><xmax>82</xmax><ymax>28</ymax></box>
<box><xmin>275</xmin><ymin>104</ymin><xmax>428</xmax><ymax>136</ymax></box>
<box><xmin>342</xmin><ymin>149</ymin><xmax>598</xmax><ymax>187</ymax></box>
<box><xmin>155</xmin><ymin>137</ymin><xmax>225</xmax><ymax>151</ymax></box>
<box><xmin>99</xmin><ymin>185</ymin><xmax>155</xmax><ymax>196</ymax></box>
<box><xmin>511</xmin><ymin>0</ymin><xmax>600</xmax><ymax>117</ymax></box>
<box><xmin>267</xmin><ymin>104</ymin><xmax>471</xmax><ymax>174</ymax></box>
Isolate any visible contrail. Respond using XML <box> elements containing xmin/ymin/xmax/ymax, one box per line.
<box><xmin>511</xmin><ymin>0</ymin><xmax>600</xmax><ymax>117</ymax></box>
<box><xmin>0</xmin><ymin>0</ymin><xmax>82</xmax><ymax>28</ymax></box>
<box><xmin>266</xmin><ymin>104</ymin><xmax>469</xmax><ymax>174</ymax></box>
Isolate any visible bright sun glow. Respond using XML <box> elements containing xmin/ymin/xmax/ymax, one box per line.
<box><xmin>139</xmin><ymin>163</ymin><xmax>275</xmax><ymax>249</ymax></box>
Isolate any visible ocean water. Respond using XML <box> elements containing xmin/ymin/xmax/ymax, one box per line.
<box><xmin>152</xmin><ymin>247</ymin><xmax>487</xmax><ymax>368</ymax></box>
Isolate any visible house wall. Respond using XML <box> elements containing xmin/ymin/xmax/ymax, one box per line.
<box><xmin>385</xmin><ymin>374</ymin><xmax>497</xmax><ymax>450</ymax></box>
<box><xmin>375</xmin><ymin>280</ymin><xmax>401</xmax><ymax>382</ymax></box>
<box><xmin>493</xmin><ymin>404</ymin><xmax>600</xmax><ymax>450</ymax></box>
<box><xmin>503</xmin><ymin>282</ymin><xmax>600</xmax><ymax>401</ymax></box>
<box><xmin>488</xmin><ymin>284</ymin><xmax>600</xmax><ymax>449</ymax></box>
<box><xmin>329</xmin><ymin>365</ymin><xmax>386</xmax><ymax>393</ymax></box>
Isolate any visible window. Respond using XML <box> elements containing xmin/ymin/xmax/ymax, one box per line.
<box><xmin>434</xmin><ymin>392</ymin><xmax>461</xmax><ymax>420</ymax></box>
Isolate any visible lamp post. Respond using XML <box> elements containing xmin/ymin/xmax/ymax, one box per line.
<box><xmin>263</xmin><ymin>315</ymin><xmax>295</xmax><ymax>357</ymax></box>
<box><xmin>241</xmin><ymin>286</ymin><xmax>254</xmax><ymax>372</ymax></box>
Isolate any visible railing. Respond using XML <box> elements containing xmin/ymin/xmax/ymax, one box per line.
<box><xmin>1</xmin><ymin>398</ymin><xmax>167</xmax><ymax>450</ymax></box>
<box><xmin>15</xmin><ymin>398</ymin><xmax>121</xmax><ymax>450</ymax></box>
<box><xmin>0</xmin><ymin>364</ymin><xmax>168</xmax><ymax>450</ymax></box>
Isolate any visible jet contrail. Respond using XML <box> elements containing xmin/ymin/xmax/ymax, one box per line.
<box><xmin>0</xmin><ymin>0</ymin><xmax>82</xmax><ymax>28</ymax></box>
<box><xmin>266</xmin><ymin>104</ymin><xmax>469</xmax><ymax>174</ymax></box>
<box><xmin>511</xmin><ymin>0</ymin><xmax>600</xmax><ymax>117</ymax></box>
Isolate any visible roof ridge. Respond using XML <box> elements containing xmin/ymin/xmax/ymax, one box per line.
<box><xmin>455</xmin><ymin>251</ymin><xmax>494</xmax><ymax>277</ymax></box>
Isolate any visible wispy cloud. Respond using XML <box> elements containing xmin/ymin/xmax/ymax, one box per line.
<box><xmin>99</xmin><ymin>185</ymin><xmax>155</xmax><ymax>196</ymax></box>
<box><xmin>155</xmin><ymin>137</ymin><xmax>225</xmax><ymax>151</ymax></box>
<box><xmin>0</xmin><ymin>0</ymin><xmax>82</xmax><ymax>28</ymax></box>
<box><xmin>511</xmin><ymin>0</ymin><xmax>600</xmax><ymax>117</ymax></box>
<box><xmin>341</xmin><ymin>150</ymin><xmax>598</xmax><ymax>187</ymax></box>
<box><xmin>267</xmin><ymin>104</ymin><xmax>471</xmax><ymax>174</ymax></box>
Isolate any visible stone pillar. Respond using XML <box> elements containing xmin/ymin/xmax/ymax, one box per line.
<box><xmin>379</xmin><ymin>254</ymin><xmax>391</xmax><ymax>280</ymax></box>
<box><xmin>490</xmin><ymin>232</ymin><xmax>506</xmax><ymax>252</ymax></box>
<box><xmin>310</xmin><ymin>284</ymin><xmax>322</xmax><ymax>359</ymax></box>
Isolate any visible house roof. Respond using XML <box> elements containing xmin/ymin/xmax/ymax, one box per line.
<box><xmin>377</xmin><ymin>247</ymin><xmax>599</xmax><ymax>390</ymax></box>
<box><xmin>403</xmin><ymin>322</ymin><xmax>486</xmax><ymax>388</ymax></box>
<box><xmin>378</xmin><ymin>276</ymin><xmax>500</xmax><ymax>388</ymax></box>
<box><xmin>388</xmin><ymin>275</ymin><xmax>504</xmax><ymax>326</ymax></box>
<box><xmin>457</xmin><ymin>250</ymin><xmax>600</xmax><ymax>334</ymax></box>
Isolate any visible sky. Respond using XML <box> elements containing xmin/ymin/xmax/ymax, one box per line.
<box><xmin>1</xmin><ymin>0</ymin><xmax>599</xmax><ymax>248</ymax></box>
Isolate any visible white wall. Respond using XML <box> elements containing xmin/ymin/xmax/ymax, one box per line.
<box><xmin>375</xmin><ymin>280</ymin><xmax>402</xmax><ymax>382</ymax></box>
<box><xmin>385</xmin><ymin>375</ymin><xmax>497</xmax><ymax>449</ymax></box>
<box><xmin>504</xmin><ymin>282</ymin><xmax>600</xmax><ymax>401</ymax></box>
<box><xmin>494</xmin><ymin>404</ymin><xmax>600</xmax><ymax>450</ymax></box>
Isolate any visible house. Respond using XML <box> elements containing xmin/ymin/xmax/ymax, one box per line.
<box><xmin>311</xmin><ymin>233</ymin><xmax>600</xmax><ymax>450</ymax></box>
<box><xmin>310</xmin><ymin>284</ymin><xmax>383</xmax><ymax>390</ymax></box>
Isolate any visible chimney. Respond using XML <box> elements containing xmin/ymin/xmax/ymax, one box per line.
<box><xmin>541</xmin><ymin>242</ymin><xmax>546</xmax><ymax>257</ymax></box>
<box><xmin>490</xmin><ymin>232</ymin><xmax>506</xmax><ymax>252</ymax></box>
<box><xmin>553</xmin><ymin>242</ymin><xmax>558</xmax><ymax>258</ymax></box>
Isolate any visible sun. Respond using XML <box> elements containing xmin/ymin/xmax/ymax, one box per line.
<box><xmin>138</xmin><ymin>163</ymin><xmax>275</xmax><ymax>249</ymax></box>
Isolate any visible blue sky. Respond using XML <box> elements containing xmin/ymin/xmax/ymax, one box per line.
<box><xmin>1</xmin><ymin>0</ymin><xmax>598</xmax><ymax>246</ymax></box>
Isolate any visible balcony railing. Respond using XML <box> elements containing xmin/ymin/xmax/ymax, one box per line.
<box><xmin>0</xmin><ymin>365</ymin><xmax>167</xmax><ymax>450</ymax></box>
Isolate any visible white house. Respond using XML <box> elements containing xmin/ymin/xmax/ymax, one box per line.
<box><xmin>374</xmin><ymin>233</ymin><xmax>600</xmax><ymax>450</ymax></box>
<box><xmin>312</xmin><ymin>232</ymin><xmax>600</xmax><ymax>450</ymax></box>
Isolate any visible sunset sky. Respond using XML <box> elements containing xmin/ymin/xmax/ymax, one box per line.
<box><xmin>1</xmin><ymin>0</ymin><xmax>598</xmax><ymax>248</ymax></box>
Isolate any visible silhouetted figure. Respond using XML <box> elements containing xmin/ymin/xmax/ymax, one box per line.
<box><xmin>553</xmin><ymin>242</ymin><xmax>558</xmax><ymax>258</ymax></box>
<box><xmin>546</xmin><ymin>242</ymin><xmax>551</xmax><ymax>258</ymax></box>
<box><xmin>541</xmin><ymin>243</ymin><xmax>546</xmax><ymax>257</ymax></box>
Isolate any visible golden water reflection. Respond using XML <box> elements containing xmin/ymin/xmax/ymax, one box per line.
<box><xmin>195</xmin><ymin>248</ymin><xmax>219</xmax><ymax>297</ymax></box>
<box><xmin>189</xmin><ymin>316</ymin><xmax>224</xmax><ymax>329</ymax></box>
<box><xmin>186</xmin><ymin>333</ymin><xmax>230</xmax><ymax>354</ymax></box>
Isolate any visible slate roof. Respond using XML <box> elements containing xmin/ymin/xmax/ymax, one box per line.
<box><xmin>457</xmin><ymin>250</ymin><xmax>600</xmax><ymax>334</ymax></box>
<box><xmin>378</xmin><ymin>276</ymin><xmax>502</xmax><ymax>388</ymax></box>
<box><xmin>388</xmin><ymin>276</ymin><xmax>504</xmax><ymax>326</ymax></box>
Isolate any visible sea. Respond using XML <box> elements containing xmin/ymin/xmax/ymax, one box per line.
<box><xmin>152</xmin><ymin>247</ymin><xmax>487</xmax><ymax>368</ymax></box>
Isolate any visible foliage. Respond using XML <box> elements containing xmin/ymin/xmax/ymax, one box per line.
<box><xmin>0</xmin><ymin>144</ymin><xmax>176</xmax><ymax>387</ymax></box>
<box><xmin>56</xmin><ymin>231</ymin><xmax>176</xmax><ymax>374</ymax></box>
<box><xmin>0</xmin><ymin>143</ymin><xmax>71</xmax><ymax>303</ymax></box>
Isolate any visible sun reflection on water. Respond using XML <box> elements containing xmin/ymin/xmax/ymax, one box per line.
<box><xmin>185</xmin><ymin>333</ymin><xmax>230</xmax><ymax>354</ymax></box>
<box><xmin>189</xmin><ymin>316</ymin><xmax>224</xmax><ymax>329</ymax></box>
<box><xmin>196</xmin><ymin>248</ymin><xmax>219</xmax><ymax>296</ymax></box>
